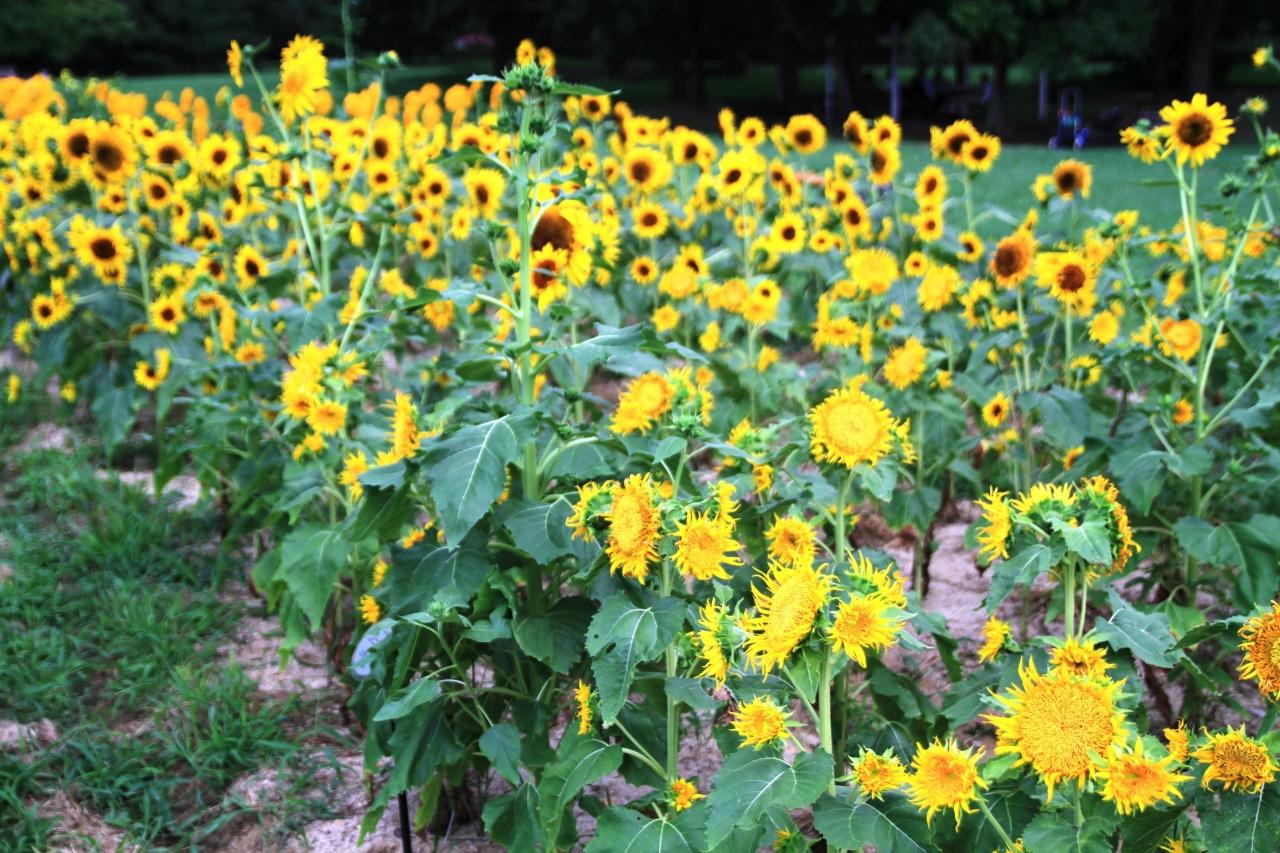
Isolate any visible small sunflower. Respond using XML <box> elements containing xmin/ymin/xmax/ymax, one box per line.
<box><xmin>731</xmin><ymin>696</ymin><xmax>791</xmax><ymax>748</ymax></box>
<box><xmin>851</xmin><ymin>747</ymin><xmax>908</xmax><ymax>799</ymax></box>
<box><xmin>766</xmin><ymin>516</ymin><xmax>817</xmax><ymax>569</ymax></box>
<box><xmin>976</xmin><ymin>487</ymin><xmax>1012</xmax><ymax>563</ymax></box>
<box><xmin>982</xmin><ymin>392</ymin><xmax>1011</xmax><ymax>428</ymax></box>
<box><xmin>1159</xmin><ymin>93</ymin><xmax>1234</xmax><ymax>167</ymax></box>
<box><xmin>670</xmin><ymin>778</ymin><xmax>704</xmax><ymax>812</ymax></box>
<box><xmin>906</xmin><ymin>738</ymin><xmax>986</xmax><ymax>828</ymax></box>
<box><xmin>1238</xmin><ymin>601</ymin><xmax>1280</xmax><ymax>701</ymax></box>
<box><xmin>1051</xmin><ymin>159</ymin><xmax>1093</xmax><ymax>199</ymax></box>
<box><xmin>743</xmin><ymin>561</ymin><xmax>832</xmax><ymax>675</ymax></box>
<box><xmin>989</xmin><ymin>231</ymin><xmax>1037</xmax><ymax>289</ymax></box>
<box><xmin>808</xmin><ymin>379</ymin><xmax>903</xmax><ymax>470</ymax></box>
<box><xmin>829</xmin><ymin>593</ymin><xmax>902</xmax><ymax>667</ymax></box>
<box><xmin>883</xmin><ymin>337</ymin><xmax>928</xmax><ymax>389</ymax></box>
<box><xmin>978</xmin><ymin>616</ymin><xmax>1012</xmax><ymax>662</ymax></box>
<box><xmin>673</xmin><ymin>509</ymin><xmax>742</xmax><ymax>582</ymax></box>
<box><xmin>574</xmin><ymin>680</ymin><xmax>593</xmax><ymax>735</ymax></box>
<box><xmin>604</xmin><ymin>474</ymin><xmax>661</xmax><ymax>584</ymax></box>
<box><xmin>1192</xmin><ymin>726</ymin><xmax>1277</xmax><ymax>793</ymax></box>
<box><xmin>1095</xmin><ymin>739</ymin><xmax>1190</xmax><ymax>816</ymax></box>
<box><xmin>610</xmin><ymin>371</ymin><xmax>674</xmax><ymax>434</ymax></box>
<box><xmin>1158</xmin><ymin>317</ymin><xmax>1202</xmax><ymax>361</ymax></box>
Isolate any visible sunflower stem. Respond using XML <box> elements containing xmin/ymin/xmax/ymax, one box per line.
<box><xmin>1062</xmin><ymin>557</ymin><xmax>1076</xmax><ymax>640</ymax></box>
<box><xmin>818</xmin><ymin>651</ymin><xmax>836</xmax><ymax>795</ymax></box>
<box><xmin>834</xmin><ymin>469</ymin><xmax>853</xmax><ymax>567</ymax></box>
<box><xmin>976</xmin><ymin>796</ymin><xmax>1018</xmax><ymax>851</ymax></box>
<box><xmin>1259</xmin><ymin>702</ymin><xmax>1278</xmax><ymax>734</ymax></box>
<box><xmin>662</xmin><ymin>560</ymin><xmax>679</xmax><ymax>780</ymax></box>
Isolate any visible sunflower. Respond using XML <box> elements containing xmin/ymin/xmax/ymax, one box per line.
<box><xmin>743</xmin><ymin>561</ymin><xmax>832</xmax><ymax>675</ymax></box>
<box><xmin>784</xmin><ymin>113</ymin><xmax>826</xmax><ymax>154</ymax></box>
<box><xmin>532</xmin><ymin>201</ymin><xmax>595</xmax><ymax>284</ymax></box>
<box><xmin>59</xmin><ymin>118</ymin><xmax>95</xmax><ymax>164</ymax></box>
<box><xmin>950</xmin><ymin>230</ymin><xmax>983</xmax><ymax>264</ymax></box>
<box><xmin>1050</xmin><ymin>636</ymin><xmax>1113</xmax><ymax>680</ymax></box>
<box><xmin>770</xmin><ymin>212</ymin><xmax>807</xmax><ymax>254</ymax></box>
<box><xmin>851</xmin><ymin>748</ymin><xmax>908</xmax><ymax>799</ymax></box>
<box><xmin>961</xmin><ymin>133</ymin><xmax>1001</xmax><ymax>172</ymax></box>
<box><xmin>605</xmin><ymin>474</ymin><xmax>661</xmax><ymax>584</ymax></box>
<box><xmin>883</xmin><ymin>337</ymin><xmax>927</xmax><ymax>389</ymax></box>
<box><xmin>1159</xmin><ymin>93</ymin><xmax>1234</xmax><ymax>167</ymax></box>
<box><xmin>234</xmin><ymin>245</ymin><xmax>268</xmax><ymax>289</ymax></box>
<box><xmin>566</xmin><ymin>480</ymin><xmax>612</xmax><ymax>542</ymax></box>
<box><xmin>1120</xmin><ymin>126</ymin><xmax>1164</xmax><ymax>163</ymax></box>
<box><xmin>829</xmin><ymin>593</ymin><xmax>902</xmax><ymax>667</ymax></box>
<box><xmin>978</xmin><ymin>616</ymin><xmax>1012</xmax><ymax>662</ymax></box>
<box><xmin>70</xmin><ymin>220</ymin><xmax>133</xmax><ymax>279</ymax></box>
<box><xmin>1051</xmin><ymin>159</ymin><xmax>1092</xmax><ymax>199</ymax></box>
<box><xmin>1238</xmin><ymin>601</ymin><xmax>1280</xmax><ymax>701</ymax></box>
<box><xmin>1089</xmin><ymin>310</ymin><xmax>1120</xmax><ymax>345</ymax></box>
<box><xmin>307</xmin><ymin>400</ymin><xmax>348</xmax><ymax>436</ymax></box>
<box><xmin>530</xmin><ymin>244</ymin><xmax>570</xmax><ymax>311</ymax></box>
<box><xmin>693</xmin><ymin>600</ymin><xmax>733</xmax><ymax>685</ymax></box>
<box><xmin>623</xmin><ymin>147</ymin><xmax>672</xmax><ymax>194</ymax></box>
<box><xmin>134</xmin><ymin>348</ymin><xmax>172</xmax><ymax>391</ymax></box>
<box><xmin>388</xmin><ymin>392</ymin><xmax>419</xmax><ymax>461</ymax></box>
<box><xmin>574</xmin><ymin>680</ymin><xmax>593</xmax><ymax>735</ymax></box>
<box><xmin>934</xmin><ymin>120</ymin><xmax>978</xmax><ymax>164</ymax></box>
<box><xmin>1095</xmin><ymin>739</ymin><xmax>1190</xmax><ymax>816</ymax></box>
<box><xmin>985</xmin><ymin>660</ymin><xmax>1127</xmax><ymax>801</ymax></box>
<box><xmin>842</xmin><ymin>110</ymin><xmax>870</xmax><ymax>153</ymax></box>
<box><xmin>1158</xmin><ymin>317</ymin><xmax>1201</xmax><ymax>361</ymax></box>
<box><xmin>766</xmin><ymin>516</ymin><xmax>816</xmax><ymax>569</ymax></box>
<box><xmin>989</xmin><ymin>231</ymin><xmax>1037</xmax><ymax>288</ymax></box>
<box><xmin>809</xmin><ymin>380</ymin><xmax>902</xmax><ymax>470</ymax></box>
<box><xmin>670</xmin><ymin>778</ymin><xmax>704</xmax><ymax>812</ymax></box>
<box><xmin>87</xmin><ymin>123</ymin><xmax>137</xmax><ymax>184</ymax></box>
<box><xmin>359</xmin><ymin>594</ymin><xmax>380</xmax><ymax>625</ymax></box>
<box><xmin>906</xmin><ymin>739</ymin><xmax>986</xmax><ymax>828</ymax></box>
<box><xmin>1035</xmin><ymin>250</ymin><xmax>1097</xmax><ymax>314</ymax></box>
<box><xmin>226</xmin><ymin>40</ymin><xmax>244</xmax><ymax>87</ymax></box>
<box><xmin>917</xmin><ymin>264</ymin><xmax>959</xmax><ymax>312</ymax></box>
<box><xmin>463</xmin><ymin>167</ymin><xmax>506</xmax><ymax>219</ymax></box>
<box><xmin>731</xmin><ymin>696</ymin><xmax>791</xmax><ymax>748</ymax></box>
<box><xmin>630</xmin><ymin>256</ymin><xmax>658</xmax><ymax>284</ymax></box>
<box><xmin>914</xmin><ymin>165</ymin><xmax>948</xmax><ymax>206</ymax></box>
<box><xmin>716</xmin><ymin>149</ymin><xmax>757</xmax><ymax>198</ymax></box>
<box><xmin>610</xmin><ymin>371</ymin><xmax>674</xmax><ymax>434</ymax></box>
<box><xmin>1164</xmin><ymin>720</ymin><xmax>1190</xmax><ymax>763</ymax></box>
<box><xmin>868</xmin><ymin>142</ymin><xmax>901</xmax><ymax>185</ymax></box>
<box><xmin>839</xmin><ymin>195</ymin><xmax>873</xmax><ymax>242</ymax></box>
<box><xmin>913</xmin><ymin>208</ymin><xmax>944</xmax><ymax>243</ymax></box>
<box><xmin>148</xmin><ymin>293</ymin><xmax>186</xmax><ymax>335</ymax></box>
<box><xmin>673</xmin><ymin>509</ymin><xmax>742</xmax><ymax>582</ymax></box>
<box><xmin>632</xmin><ymin>201</ymin><xmax>669</xmax><ymax>239</ymax></box>
<box><xmin>846</xmin><ymin>247</ymin><xmax>898</xmax><ymax>296</ymax></box>
<box><xmin>976</xmin><ymin>488</ymin><xmax>1012</xmax><ymax>562</ymax></box>
<box><xmin>276</xmin><ymin>35</ymin><xmax>328</xmax><ymax>125</ymax></box>
<box><xmin>1192</xmin><ymin>726</ymin><xmax>1277</xmax><ymax>792</ymax></box>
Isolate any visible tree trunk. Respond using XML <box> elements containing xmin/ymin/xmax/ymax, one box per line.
<box><xmin>1186</xmin><ymin>0</ymin><xmax>1227</xmax><ymax>92</ymax></box>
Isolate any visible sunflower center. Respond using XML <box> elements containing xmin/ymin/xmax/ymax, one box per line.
<box><xmin>373</xmin><ymin>138</ymin><xmax>389</xmax><ymax>158</ymax></box>
<box><xmin>1217</xmin><ymin>741</ymin><xmax>1269</xmax><ymax>775</ymax></box>
<box><xmin>641</xmin><ymin>211</ymin><xmax>658</xmax><ymax>227</ymax></box>
<box><xmin>533</xmin><ymin>209</ymin><xmax>574</xmax><ymax>252</ymax></box>
<box><xmin>1177</xmin><ymin>114</ymin><xmax>1213</xmax><ymax>146</ymax></box>
<box><xmin>211</xmin><ymin>148</ymin><xmax>228</xmax><ymax>165</ymax></box>
<box><xmin>93</xmin><ymin>141</ymin><xmax>124</xmax><ymax>172</ymax></box>
<box><xmin>871</xmin><ymin>150</ymin><xmax>886</xmax><ymax>172</ymax></box>
<box><xmin>794</xmin><ymin>129</ymin><xmax>813</xmax><ymax>147</ymax></box>
<box><xmin>1017</xmin><ymin>680</ymin><xmax>1113</xmax><ymax>779</ymax></box>
<box><xmin>947</xmin><ymin>133</ymin><xmax>970</xmax><ymax>156</ymax></box>
<box><xmin>724</xmin><ymin>168</ymin><xmax>742</xmax><ymax>186</ymax></box>
<box><xmin>994</xmin><ymin>244</ymin><xmax>1024</xmax><ymax>277</ymax></box>
<box><xmin>245</xmin><ymin>259</ymin><xmax>260</xmax><ymax>277</ymax></box>
<box><xmin>68</xmin><ymin>132</ymin><xmax>90</xmax><ymax>158</ymax></box>
<box><xmin>1057</xmin><ymin>264</ymin><xmax>1086</xmax><ymax>293</ymax></box>
<box><xmin>825</xmin><ymin>399</ymin><xmax>881</xmax><ymax>455</ymax></box>
<box><xmin>90</xmin><ymin>237</ymin><xmax>117</xmax><ymax>261</ymax></box>
<box><xmin>630</xmin><ymin>159</ymin><xmax>653</xmax><ymax>184</ymax></box>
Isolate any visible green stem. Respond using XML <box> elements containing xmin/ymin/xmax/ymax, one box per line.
<box><xmin>1062</xmin><ymin>557</ymin><xmax>1076</xmax><ymax>640</ymax></box>
<box><xmin>818</xmin><ymin>651</ymin><xmax>836</xmax><ymax>795</ymax></box>
<box><xmin>976</xmin><ymin>797</ymin><xmax>1018</xmax><ymax>851</ymax></box>
<box><xmin>662</xmin><ymin>560</ymin><xmax>679</xmax><ymax>780</ymax></box>
<box><xmin>833</xmin><ymin>469</ymin><xmax>853</xmax><ymax>566</ymax></box>
<box><xmin>338</xmin><ymin>224</ymin><xmax>389</xmax><ymax>352</ymax></box>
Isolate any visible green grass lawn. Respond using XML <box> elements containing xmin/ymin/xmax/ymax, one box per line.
<box><xmin>0</xmin><ymin>400</ymin><xmax>346</xmax><ymax>850</ymax></box>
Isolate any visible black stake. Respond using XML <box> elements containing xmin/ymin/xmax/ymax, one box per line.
<box><xmin>397</xmin><ymin>789</ymin><xmax>413</xmax><ymax>853</ymax></box>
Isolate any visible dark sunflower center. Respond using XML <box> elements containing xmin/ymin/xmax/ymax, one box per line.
<box><xmin>68</xmin><ymin>132</ymin><xmax>90</xmax><ymax>158</ymax></box>
<box><xmin>947</xmin><ymin>133</ymin><xmax>970</xmax><ymax>156</ymax></box>
<box><xmin>641</xmin><ymin>212</ymin><xmax>658</xmax><ymax>227</ymax></box>
<box><xmin>1058</xmin><ymin>264</ymin><xmax>1086</xmax><ymax>293</ymax></box>
<box><xmin>994</xmin><ymin>245</ymin><xmax>1023</xmax><ymax>277</ymax></box>
<box><xmin>725</xmin><ymin>168</ymin><xmax>742</xmax><ymax>185</ymax></box>
<box><xmin>90</xmin><ymin>237</ymin><xmax>117</xmax><ymax>260</ymax></box>
<box><xmin>781</xmin><ymin>226</ymin><xmax>796</xmax><ymax>241</ymax></box>
<box><xmin>924</xmin><ymin>177</ymin><xmax>937</xmax><ymax>194</ymax></box>
<box><xmin>532</xmin><ymin>209</ymin><xmax>574</xmax><ymax>252</ymax></box>
<box><xmin>684</xmin><ymin>143</ymin><xmax>698</xmax><ymax>160</ymax></box>
<box><xmin>93</xmin><ymin>141</ymin><xmax>124</xmax><ymax>172</ymax></box>
<box><xmin>1178</xmin><ymin>114</ymin><xmax>1213</xmax><ymax>146</ymax></box>
<box><xmin>149</xmin><ymin>183</ymin><xmax>167</xmax><ymax>200</ymax></box>
<box><xmin>245</xmin><ymin>259</ymin><xmax>260</xmax><ymax>277</ymax></box>
<box><xmin>211</xmin><ymin>148</ymin><xmax>228</xmax><ymax>165</ymax></box>
<box><xmin>161</xmin><ymin>307</ymin><xmax>176</xmax><ymax>322</ymax></box>
<box><xmin>871</xmin><ymin>151</ymin><xmax>886</xmax><ymax>172</ymax></box>
<box><xmin>794</xmin><ymin>129</ymin><xmax>813</xmax><ymax>147</ymax></box>
<box><xmin>1057</xmin><ymin>171</ymin><xmax>1077</xmax><ymax>192</ymax></box>
<box><xmin>373</xmin><ymin>138</ymin><xmax>389</xmax><ymax>158</ymax></box>
<box><xmin>475</xmin><ymin>185</ymin><xmax>489</xmax><ymax>204</ymax></box>
<box><xmin>630</xmin><ymin>159</ymin><xmax>653</xmax><ymax>184</ymax></box>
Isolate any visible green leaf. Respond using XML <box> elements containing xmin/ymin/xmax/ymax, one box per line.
<box><xmin>1197</xmin><ymin>784</ymin><xmax>1280</xmax><ymax>853</ymax></box>
<box><xmin>858</xmin><ymin>463</ymin><xmax>897</xmax><ymax>502</ymax></box>
<box><xmin>985</xmin><ymin>544</ymin><xmax>1056</xmax><ymax>613</ymax></box>
<box><xmin>1119</xmin><ymin>803</ymin><xmax>1186</xmax><ymax>853</ymax></box>
<box><xmin>92</xmin><ymin>384</ymin><xmax>137</xmax><ymax>455</ymax></box>
<box><xmin>373</xmin><ymin>677</ymin><xmax>441</xmax><ymax>722</ymax></box>
<box><xmin>665</xmin><ymin>677</ymin><xmax>721</xmax><ymax>711</ymax></box>
<box><xmin>483</xmin><ymin>784</ymin><xmax>543</xmax><ymax>852</ymax></box>
<box><xmin>1111</xmin><ymin>447</ymin><xmax>1168</xmax><ymax>515</ymax></box>
<box><xmin>784</xmin><ymin>646</ymin><xmax>825</xmax><ymax>705</ymax></box>
<box><xmin>586</xmin><ymin>593</ymin><xmax>685</xmax><ymax>723</ymax></box>
<box><xmin>359</xmin><ymin>461</ymin><xmax>405</xmax><ymax>489</ymax></box>
<box><xmin>279</xmin><ymin>524</ymin><xmax>352</xmax><ymax>631</ymax></box>
<box><xmin>425</xmin><ymin>416</ymin><xmax>522</xmax><ymax>543</ymax></box>
<box><xmin>587</xmin><ymin>806</ymin><xmax>706</xmax><ymax>852</ymax></box>
<box><xmin>479</xmin><ymin>723</ymin><xmax>523</xmax><ymax>786</ymax></box>
<box><xmin>1054</xmin><ymin>516</ymin><xmax>1112</xmax><ymax>566</ymax></box>
<box><xmin>1173</xmin><ymin>615</ymin><xmax>1247</xmax><ymax>650</ymax></box>
<box><xmin>501</xmin><ymin>497</ymin><xmax>574</xmax><ymax>565</ymax></box>
<box><xmin>389</xmin><ymin>542</ymin><xmax>491</xmax><ymax>613</ymax></box>
<box><xmin>560</xmin><ymin>323</ymin><xmax>645</xmax><ymax>370</ymax></box>
<box><xmin>551</xmin><ymin>81</ymin><xmax>619</xmax><ymax>97</ymax></box>
<box><xmin>513</xmin><ymin>596</ymin><xmax>596</xmax><ymax>673</ymax></box>
<box><xmin>1173</xmin><ymin>517</ymin><xmax>1246</xmax><ymax>568</ymax></box>
<box><xmin>1022</xmin><ymin>809</ymin><xmax>1119</xmax><ymax>853</ymax></box>
<box><xmin>345</xmin><ymin>484</ymin><xmax>413</xmax><ymax>541</ymax></box>
<box><xmin>1094</xmin><ymin>590</ymin><xmax>1179</xmax><ymax>667</ymax></box>
<box><xmin>540</xmin><ymin>738</ymin><xmax>623</xmax><ymax>839</ymax></box>
<box><xmin>812</xmin><ymin>792</ymin><xmax>932</xmax><ymax>853</ymax></box>
<box><xmin>704</xmin><ymin>750</ymin><xmax>832</xmax><ymax>847</ymax></box>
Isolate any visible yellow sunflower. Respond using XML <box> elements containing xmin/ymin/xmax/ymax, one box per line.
<box><xmin>976</xmin><ymin>487</ymin><xmax>1012</xmax><ymax>563</ymax></box>
<box><xmin>610</xmin><ymin>371</ymin><xmax>674</xmax><ymax>435</ymax></box>
<box><xmin>978</xmin><ymin>616</ymin><xmax>1012</xmax><ymax>662</ymax></box>
<box><xmin>743</xmin><ymin>560</ymin><xmax>832</xmax><ymax>675</ymax></box>
<box><xmin>1192</xmin><ymin>726</ymin><xmax>1277</xmax><ymax>792</ymax></box>
<box><xmin>1158</xmin><ymin>317</ymin><xmax>1202</xmax><ymax>361</ymax></box>
<box><xmin>673</xmin><ymin>509</ymin><xmax>742</xmax><ymax>582</ymax></box>
<box><xmin>989</xmin><ymin>230</ymin><xmax>1037</xmax><ymax>289</ymax></box>
<box><xmin>148</xmin><ymin>293</ymin><xmax>186</xmax><ymax>335</ymax></box>
<box><xmin>604</xmin><ymin>474</ymin><xmax>661</xmax><ymax>584</ymax></box>
<box><xmin>731</xmin><ymin>696</ymin><xmax>791</xmax><ymax>748</ymax></box>
<box><xmin>808</xmin><ymin>379</ymin><xmax>902</xmax><ymax>470</ymax></box>
<box><xmin>851</xmin><ymin>747</ymin><xmax>908</xmax><ymax>799</ymax></box>
<box><xmin>985</xmin><ymin>660</ymin><xmax>1128</xmax><ymax>801</ymax></box>
<box><xmin>766</xmin><ymin>516</ymin><xmax>817</xmax><ymax>569</ymax></box>
<box><xmin>883</xmin><ymin>337</ymin><xmax>928</xmax><ymax>389</ymax></box>
<box><xmin>1095</xmin><ymin>739</ymin><xmax>1190</xmax><ymax>816</ymax></box>
<box><xmin>1238</xmin><ymin>601</ymin><xmax>1280</xmax><ymax>701</ymax></box>
<box><xmin>906</xmin><ymin>738</ymin><xmax>986</xmax><ymax>828</ymax></box>
<box><xmin>1051</xmin><ymin>159</ymin><xmax>1092</xmax><ymax>199</ymax></box>
<box><xmin>1159</xmin><ymin>93</ymin><xmax>1234</xmax><ymax>167</ymax></box>
<box><xmin>785</xmin><ymin>113</ymin><xmax>826</xmax><ymax>154</ymax></box>
<box><xmin>1049</xmin><ymin>636</ymin><xmax>1113</xmax><ymax>680</ymax></box>
<box><xmin>829</xmin><ymin>593</ymin><xmax>902</xmax><ymax>667</ymax></box>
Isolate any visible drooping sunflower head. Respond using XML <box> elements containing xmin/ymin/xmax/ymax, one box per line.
<box><xmin>985</xmin><ymin>659</ymin><xmax>1128</xmax><ymax>801</ymax></box>
<box><xmin>1158</xmin><ymin>93</ymin><xmax>1234</xmax><ymax>167</ymax></box>
<box><xmin>566</xmin><ymin>480</ymin><xmax>614</xmax><ymax>542</ymax></box>
<box><xmin>809</xmin><ymin>378</ymin><xmax>905</xmax><ymax>470</ymax></box>
<box><xmin>976</xmin><ymin>487</ymin><xmax>1013</xmax><ymax>563</ymax></box>
<box><xmin>1238</xmin><ymin>601</ymin><xmax>1280</xmax><ymax>702</ymax></box>
<box><xmin>1095</xmin><ymin>738</ymin><xmax>1191</xmax><ymax>816</ymax></box>
<box><xmin>693</xmin><ymin>599</ymin><xmax>735</xmax><ymax>686</ymax></box>
<box><xmin>743</xmin><ymin>560</ymin><xmax>832</xmax><ymax>676</ymax></box>
<box><xmin>906</xmin><ymin>738</ymin><xmax>986</xmax><ymax>828</ymax></box>
<box><xmin>846</xmin><ymin>552</ymin><xmax>907</xmax><ymax>609</ymax></box>
<box><xmin>1076</xmin><ymin>475</ymin><xmax>1140</xmax><ymax>575</ymax></box>
<box><xmin>978</xmin><ymin>616</ymin><xmax>1012</xmax><ymax>662</ymax></box>
<box><xmin>1191</xmin><ymin>725</ymin><xmax>1277</xmax><ymax>793</ymax></box>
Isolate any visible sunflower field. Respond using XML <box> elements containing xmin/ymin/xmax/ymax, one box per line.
<box><xmin>5</xmin><ymin>33</ymin><xmax>1280</xmax><ymax>853</ymax></box>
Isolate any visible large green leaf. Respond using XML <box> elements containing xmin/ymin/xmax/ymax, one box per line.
<box><xmin>985</xmin><ymin>544</ymin><xmax>1057</xmax><ymax>613</ymax></box>
<box><xmin>482</xmin><ymin>784</ymin><xmax>543</xmax><ymax>852</ymax></box>
<box><xmin>1093</xmin><ymin>590</ymin><xmax>1179</xmax><ymax>667</ymax></box>
<box><xmin>500</xmin><ymin>496</ymin><xmax>575</xmax><ymax>565</ymax></box>
<box><xmin>279</xmin><ymin>524</ymin><xmax>352</xmax><ymax>630</ymax></box>
<box><xmin>513</xmin><ymin>596</ymin><xmax>596</xmax><ymax>673</ymax></box>
<box><xmin>388</xmin><ymin>540</ymin><xmax>490</xmax><ymax>613</ymax></box>
<box><xmin>812</xmin><ymin>792</ymin><xmax>933</xmax><ymax>853</ymax></box>
<box><xmin>585</xmin><ymin>592</ymin><xmax>685</xmax><ymax>723</ymax></box>
<box><xmin>479</xmin><ymin>722</ymin><xmax>523</xmax><ymax>785</ymax></box>
<box><xmin>1022</xmin><ymin>810</ymin><xmax>1119</xmax><ymax>853</ymax></box>
<box><xmin>539</xmin><ymin>738</ymin><xmax>623</xmax><ymax>840</ymax></box>
<box><xmin>704</xmin><ymin>749</ymin><xmax>832</xmax><ymax>847</ymax></box>
<box><xmin>587</xmin><ymin>806</ymin><xmax>706</xmax><ymax>852</ymax></box>
<box><xmin>1119</xmin><ymin>804</ymin><xmax>1186</xmax><ymax>853</ymax></box>
<box><xmin>1197</xmin><ymin>785</ymin><xmax>1280</xmax><ymax>853</ymax></box>
<box><xmin>424</xmin><ymin>415</ymin><xmax>522</xmax><ymax>543</ymax></box>
<box><xmin>92</xmin><ymin>384</ymin><xmax>137</xmax><ymax>456</ymax></box>
<box><xmin>372</xmin><ymin>677</ymin><xmax>441</xmax><ymax>722</ymax></box>
<box><xmin>1053</xmin><ymin>516</ymin><xmax>1112</xmax><ymax>566</ymax></box>
<box><xmin>1174</xmin><ymin>517</ymin><xmax>1246</xmax><ymax>568</ymax></box>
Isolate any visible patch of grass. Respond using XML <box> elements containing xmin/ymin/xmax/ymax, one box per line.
<box><xmin>0</xmin><ymin>446</ymin><xmax>346</xmax><ymax>850</ymax></box>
